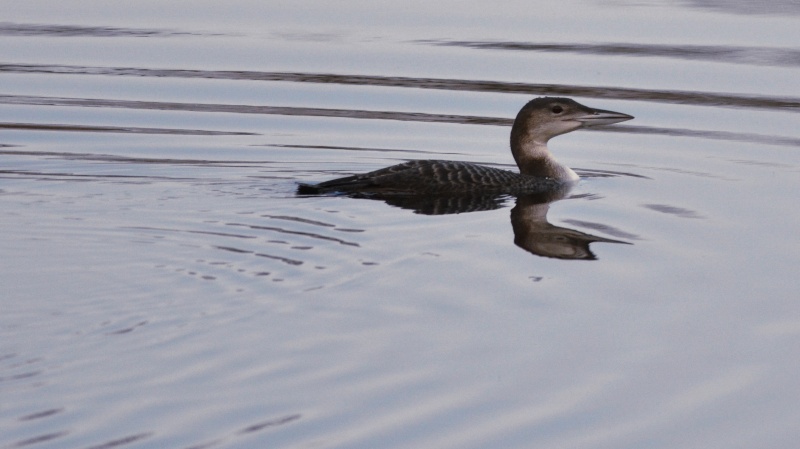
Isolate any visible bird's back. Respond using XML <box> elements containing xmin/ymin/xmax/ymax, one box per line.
<box><xmin>297</xmin><ymin>160</ymin><xmax>566</xmax><ymax>195</ymax></box>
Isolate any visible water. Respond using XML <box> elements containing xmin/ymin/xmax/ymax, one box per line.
<box><xmin>2</xmin><ymin>1</ymin><xmax>799</xmax><ymax>448</ymax></box>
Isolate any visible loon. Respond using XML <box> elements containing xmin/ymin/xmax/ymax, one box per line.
<box><xmin>297</xmin><ymin>97</ymin><xmax>633</xmax><ymax>195</ymax></box>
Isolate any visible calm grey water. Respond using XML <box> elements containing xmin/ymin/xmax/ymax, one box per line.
<box><xmin>2</xmin><ymin>1</ymin><xmax>799</xmax><ymax>448</ymax></box>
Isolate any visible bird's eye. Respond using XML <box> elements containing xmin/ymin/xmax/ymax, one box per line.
<box><xmin>551</xmin><ymin>105</ymin><xmax>564</xmax><ymax>114</ymax></box>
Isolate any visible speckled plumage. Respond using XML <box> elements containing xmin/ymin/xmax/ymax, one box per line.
<box><xmin>297</xmin><ymin>97</ymin><xmax>633</xmax><ymax>197</ymax></box>
<box><xmin>297</xmin><ymin>159</ymin><xmax>564</xmax><ymax>195</ymax></box>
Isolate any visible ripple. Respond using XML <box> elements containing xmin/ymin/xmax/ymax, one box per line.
<box><xmin>0</xmin><ymin>122</ymin><xmax>256</xmax><ymax>136</ymax></box>
<box><xmin>237</xmin><ymin>414</ymin><xmax>302</xmax><ymax>434</ymax></box>
<box><xmin>18</xmin><ymin>408</ymin><xmax>64</xmax><ymax>421</ymax></box>
<box><xmin>0</xmin><ymin>370</ymin><xmax>41</xmax><ymax>382</ymax></box>
<box><xmin>421</xmin><ymin>39</ymin><xmax>800</xmax><ymax>68</ymax></box>
<box><xmin>9</xmin><ymin>431</ymin><xmax>69</xmax><ymax>448</ymax></box>
<box><xmin>642</xmin><ymin>203</ymin><xmax>705</xmax><ymax>219</ymax></box>
<box><xmin>0</xmin><ymin>22</ymin><xmax>221</xmax><ymax>38</ymax></box>
<box><xmin>126</xmin><ymin>226</ymin><xmax>257</xmax><ymax>240</ymax></box>
<box><xmin>594</xmin><ymin>125</ymin><xmax>800</xmax><ymax>148</ymax></box>
<box><xmin>228</xmin><ymin>223</ymin><xmax>361</xmax><ymax>247</ymax></box>
<box><xmin>0</xmin><ymin>150</ymin><xmax>277</xmax><ymax>167</ymax></box>
<box><xmin>2</xmin><ymin>63</ymin><xmax>799</xmax><ymax>111</ymax></box>
<box><xmin>260</xmin><ymin>214</ymin><xmax>336</xmax><ymax>228</ymax></box>
<box><xmin>686</xmin><ymin>0</ymin><xmax>800</xmax><ymax>16</ymax></box>
<box><xmin>262</xmin><ymin>143</ymin><xmax>468</xmax><ymax>157</ymax></box>
<box><xmin>576</xmin><ymin>168</ymin><xmax>652</xmax><ymax>179</ymax></box>
<box><xmin>0</xmin><ymin>169</ymin><xmax>196</xmax><ymax>182</ymax></box>
<box><xmin>2</xmin><ymin>94</ymin><xmax>797</xmax><ymax>148</ymax></box>
<box><xmin>83</xmin><ymin>432</ymin><xmax>153</xmax><ymax>449</ymax></box>
<box><xmin>561</xmin><ymin>219</ymin><xmax>642</xmax><ymax>240</ymax></box>
<box><xmin>254</xmin><ymin>252</ymin><xmax>304</xmax><ymax>266</ymax></box>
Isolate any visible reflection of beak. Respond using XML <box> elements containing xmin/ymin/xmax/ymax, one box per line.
<box><xmin>576</xmin><ymin>108</ymin><xmax>634</xmax><ymax>127</ymax></box>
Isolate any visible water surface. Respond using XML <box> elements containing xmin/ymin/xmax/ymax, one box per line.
<box><xmin>2</xmin><ymin>1</ymin><xmax>799</xmax><ymax>448</ymax></box>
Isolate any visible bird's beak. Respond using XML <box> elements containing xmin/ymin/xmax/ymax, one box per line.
<box><xmin>576</xmin><ymin>108</ymin><xmax>634</xmax><ymax>127</ymax></box>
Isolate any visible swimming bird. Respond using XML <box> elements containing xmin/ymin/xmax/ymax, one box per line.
<box><xmin>297</xmin><ymin>97</ymin><xmax>633</xmax><ymax>196</ymax></box>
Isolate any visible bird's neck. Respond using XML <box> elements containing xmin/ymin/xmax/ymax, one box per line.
<box><xmin>512</xmin><ymin>139</ymin><xmax>578</xmax><ymax>181</ymax></box>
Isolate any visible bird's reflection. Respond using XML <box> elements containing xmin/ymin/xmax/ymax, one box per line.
<box><xmin>510</xmin><ymin>192</ymin><xmax>629</xmax><ymax>260</ymax></box>
<box><xmin>340</xmin><ymin>183</ymin><xmax>630</xmax><ymax>260</ymax></box>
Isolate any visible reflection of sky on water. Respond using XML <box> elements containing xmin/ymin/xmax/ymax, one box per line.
<box><xmin>2</xmin><ymin>1</ymin><xmax>800</xmax><ymax>449</ymax></box>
